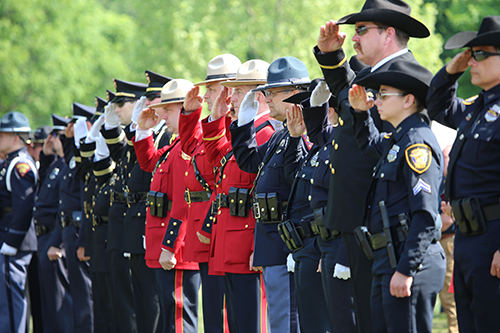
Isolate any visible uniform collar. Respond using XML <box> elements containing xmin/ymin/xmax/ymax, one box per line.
<box><xmin>392</xmin><ymin>113</ymin><xmax>425</xmax><ymax>141</ymax></box>
<box><xmin>483</xmin><ymin>83</ymin><xmax>500</xmax><ymax>104</ymax></box>
<box><xmin>4</xmin><ymin>147</ymin><xmax>27</xmax><ymax>161</ymax></box>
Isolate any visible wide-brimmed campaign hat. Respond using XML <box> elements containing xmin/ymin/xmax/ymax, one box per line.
<box><xmin>28</xmin><ymin>126</ymin><xmax>51</xmax><ymax>144</ymax></box>
<box><xmin>445</xmin><ymin>16</ymin><xmax>500</xmax><ymax>49</ymax></box>
<box><xmin>70</xmin><ymin>102</ymin><xmax>95</xmax><ymax>122</ymax></box>
<box><xmin>149</xmin><ymin>79</ymin><xmax>195</xmax><ymax>109</ymax></box>
<box><xmin>220</xmin><ymin>60</ymin><xmax>270</xmax><ymax>87</ymax></box>
<box><xmin>337</xmin><ymin>0</ymin><xmax>429</xmax><ymax>38</ymax></box>
<box><xmin>282</xmin><ymin>78</ymin><xmax>338</xmax><ymax>107</ymax></box>
<box><xmin>144</xmin><ymin>70</ymin><xmax>173</xmax><ymax>97</ymax></box>
<box><xmin>253</xmin><ymin>56</ymin><xmax>310</xmax><ymax>91</ymax></box>
<box><xmin>356</xmin><ymin>60</ymin><xmax>433</xmax><ymax>106</ymax></box>
<box><xmin>51</xmin><ymin>114</ymin><xmax>70</xmax><ymax>132</ymax></box>
<box><xmin>194</xmin><ymin>54</ymin><xmax>242</xmax><ymax>86</ymax></box>
<box><xmin>0</xmin><ymin>112</ymin><xmax>31</xmax><ymax>133</ymax></box>
<box><xmin>110</xmin><ymin>79</ymin><xmax>148</xmax><ymax>103</ymax></box>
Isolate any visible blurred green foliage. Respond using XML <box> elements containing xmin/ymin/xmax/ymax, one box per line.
<box><xmin>0</xmin><ymin>0</ymin><xmax>496</xmax><ymax>129</ymax></box>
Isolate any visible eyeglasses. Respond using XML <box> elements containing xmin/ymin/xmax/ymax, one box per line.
<box><xmin>355</xmin><ymin>26</ymin><xmax>381</xmax><ymax>36</ymax></box>
<box><xmin>470</xmin><ymin>49</ymin><xmax>500</xmax><ymax>62</ymax></box>
<box><xmin>264</xmin><ymin>89</ymin><xmax>294</xmax><ymax>98</ymax></box>
<box><xmin>375</xmin><ymin>92</ymin><xmax>405</xmax><ymax>100</ymax></box>
<box><xmin>116</xmin><ymin>98</ymin><xmax>137</xmax><ymax>108</ymax></box>
<box><xmin>146</xmin><ymin>94</ymin><xmax>161</xmax><ymax>101</ymax></box>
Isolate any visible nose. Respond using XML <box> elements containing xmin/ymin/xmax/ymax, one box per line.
<box><xmin>203</xmin><ymin>90</ymin><xmax>210</xmax><ymax>100</ymax></box>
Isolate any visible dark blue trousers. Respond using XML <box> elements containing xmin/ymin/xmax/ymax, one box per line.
<box><xmin>292</xmin><ymin>237</ymin><xmax>330</xmax><ymax>333</ymax></box>
<box><xmin>199</xmin><ymin>262</ymin><xmax>227</xmax><ymax>333</ymax></box>
<box><xmin>371</xmin><ymin>242</ymin><xmax>445</xmax><ymax>333</ymax></box>
<box><xmin>37</xmin><ymin>233</ymin><xmax>74</xmax><ymax>333</ymax></box>
<box><xmin>156</xmin><ymin>268</ymin><xmax>200</xmax><ymax>333</ymax></box>
<box><xmin>223</xmin><ymin>272</ymin><xmax>266</xmax><ymax>333</ymax></box>
<box><xmin>90</xmin><ymin>271</ymin><xmax>113</xmax><ymax>333</ymax></box>
<box><xmin>454</xmin><ymin>221</ymin><xmax>500</xmax><ymax>333</ymax></box>
<box><xmin>317</xmin><ymin>237</ymin><xmax>356</xmax><ymax>333</ymax></box>
<box><xmin>130</xmin><ymin>253</ymin><xmax>161</xmax><ymax>333</ymax></box>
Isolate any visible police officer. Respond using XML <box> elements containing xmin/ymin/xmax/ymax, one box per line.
<box><xmin>47</xmin><ymin>103</ymin><xmax>95</xmax><ymax>333</ymax></box>
<box><xmin>284</xmin><ymin>79</ymin><xmax>357</xmax><ymax>333</ymax></box>
<box><xmin>0</xmin><ymin>111</ymin><xmax>38</xmax><ymax>333</ymax></box>
<box><xmin>426</xmin><ymin>16</ymin><xmax>500</xmax><ymax>332</ymax></box>
<box><xmin>181</xmin><ymin>55</ymin><xmax>242</xmax><ymax>333</ymax></box>
<box><xmin>349</xmin><ymin>60</ymin><xmax>445</xmax><ymax>333</ymax></box>
<box><xmin>34</xmin><ymin>114</ymin><xmax>75</xmax><ymax>333</ymax></box>
<box><xmin>135</xmin><ymin>79</ymin><xmax>200</xmax><ymax>333</ymax></box>
<box><xmin>230</xmin><ymin>56</ymin><xmax>310</xmax><ymax>333</ymax></box>
<box><xmin>313</xmin><ymin>1</ymin><xmax>430</xmax><ymax>331</ymax></box>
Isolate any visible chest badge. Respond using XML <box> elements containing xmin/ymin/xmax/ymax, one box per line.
<box><xmin>484</xmin><ymin>104</ymin><xmax>500</xmax><ymax>123</ymax></box>
<box><xmin>310</xmin><ymin>151</ymin><xmax>320</xmax><ymax>167</ymax></box>
<box><xmin>69</xmin><ymin>156</ymin><xmax>76</xmax><ymax>169</ymax></box>
<box><xmin>405</xmin><ymin>144</ymin><xmax>432</xmax><ymax>174</ymax></box>
<box><xmin>387</xmin><ymin>144</ymin><xmax>400</xmax><ymax>163</ymax></box>
<box><xmin>49</xmin><ymin>167</ymin><xmax>60</xmax><ymax>180</ymax></box>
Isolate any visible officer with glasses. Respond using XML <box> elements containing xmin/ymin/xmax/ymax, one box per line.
<box><xmin>426</xmin><ymin>16</ymin><xmax>500</xmax><ymax>333</ymax></box>
<box><xmin>312</xmin><ymin>1</ymin><xmax>430</xmax><ymax>331</ymax></box>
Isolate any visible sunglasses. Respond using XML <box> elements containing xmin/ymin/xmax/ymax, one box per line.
<box><xmin>375</xmin><ymin>92</ymin><xmax>405</xmax><ymax>101</ymax></box>
<box><xmin>264</xmin><ymin>89</ymin><xmax>294</xmax><ymax>98</ymax></box>
<box><xmin>470</xmin><ymin>49</ymin><xmax>500</xmax><ymax>62</ymax></box>
<box><xmin>146</xmin><ymin>93</ymin><xmax>161</xmax><ymax>101</ymax></box>
<box><xmin>116</xmin><ymin>98</ymin><xmax>137</xmax><ymax>108</ymax></box>
<box><xmin>355</xmin><ymin>26</ymin><xmax>381</xmax><ymax>36</ymax></box>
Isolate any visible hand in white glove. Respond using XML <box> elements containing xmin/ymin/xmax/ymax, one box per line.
<box><xmin>87</xmin><ymin>115</ymin><xmax>105</xmax><ymax>142</ymax></box>
<box><xmin>73</xmin><ymin>118</ymin><xmax>89</xmax><ymax>148</ymax></box>
<box><xmin>104</xmin><ymin>102</ymin><xmax>120</xmax><ymax>128</ymax></box>
<box><xmin>0</xmin><ymin>243</ymin><xmax>18</xmax><ymax>256</ymax></box>
<box><xmin>286</xmin><ymin>253</ymin><xmax>296</xmax><ymax>273</ymax></box>
<box><xmin>237</xmin><ymin>91</ymin><xmax>259</xmax><ymax>126</ymax></box>
<box><xmin>131</xmin><ymin>96</ymin><xmax>147</xmax><ymax>124</ymax></box>
<box><xmin>310</xmin><ymin>81</ymin><xmax>332</xmax><ymax>107</ymax></box>
<box><xmin>94</xmin><ymin>133</ymin><xmax>110</xmax><ymax>162</ymax></box>
<box><xmin>333</xmin><ymin>263</ymin><xmax>351</xmax><ymax>280</ymax></box>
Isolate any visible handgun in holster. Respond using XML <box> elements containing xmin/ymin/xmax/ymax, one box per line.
<box><xmin>380</xmin><ymin>201</ymin><xmax>397</xmax><ymax>269</ymax></box>
<box><xmin>354</xmin><ymin>226</ymin><xmax>374</xmax><ymax>260</ymax></box>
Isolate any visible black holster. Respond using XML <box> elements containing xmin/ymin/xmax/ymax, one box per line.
<box><xmin>148</xmin><ymin>190</ymin><xmax>168</xmax><ymax>218</ymax></box>
<box><xmin>254</xmin><ymin>192</ymin><xmax>283</xmax><ymax>223</ymax></box>
<box><xmin>354</xmin><ymin>226</ymin><xmax>374</xmax><ymax>260</ymax></box>
<box><xmin>278</xmin><ymin>220</ymin><xmax>304</xmax><ymax>252</ymax></box>
<box><xmin>228</xmin><ymin>187</ymin><xmax>250</xmax><ymax>217</ymax></box>
<box><xmin>452</xmin><ymin>197</ymin><xmax>487</xmax><ymax>236</ymax></box>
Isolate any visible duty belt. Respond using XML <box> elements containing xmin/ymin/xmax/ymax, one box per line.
<box><xmin>35</xmin><ymin>224</ymin><xmax>54</xmax><ymax>237</ymax></box>
<box><xmin>185</xmin><ymin>190</ymin><xmax>212</xmax><ymax>204</ymax></box>
<box><xmin>93</xmin><ymin>215</ymin><xmax>109</xmax><ymax>227</ymax></box>
<box><xmin>369</xmin><ymin>226</ymin><xmax>407</xmax><ymax>250</ymax></box>
<box><xmin>126</xmin><ymin>192</ymin><xmax>148</xmax><ymax>205</ymax></box>
<box><xmin>215</xmin><ymin>193</ymin><xmax>231</xmax><ymax>209</ymax></box>
<box><xmin>110</xmin><ymin>190</ymin><xmax>127</xmax><ymax>203</ymax></box>
<box><xmin>59</xmin><ymin>212</ymin><xmax>82</xmax><ymax>230</ymax></box>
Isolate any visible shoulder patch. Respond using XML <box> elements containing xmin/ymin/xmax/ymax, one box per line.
<box><xmin>405</xmin><ymin>144</ymin><xmax>432</xmax><ymax>174</ymax></box>
<box><xmin>463</xmin><ymin>95</ymin><xmax>478</xmax><ymax>105</ymax></box>
<box><xmin>16</xmin><ymin>162</ymin><xmax>31</xmax><ymax>177</ymax></box>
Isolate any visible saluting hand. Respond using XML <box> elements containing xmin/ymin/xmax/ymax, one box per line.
<box><xmin>286</xmin><ymin>104</ymin><xmax>306</xmax><ymax>137</ymax></box>
<box><xmin>446</xmin><ymin>49</ymin><xmax>471</xmax><ymax>75</ymax></box>
<box><xmin>137</xmin><ymin>108</ymin><xmax>160</xmax><ymax>130</ymax></box>
<box><xmin>183</xmin><ymin>86</ymin><xmax>203</xmax><ymax>113</ymax></box>
<box><xmin>211</xmin><ymin>86</ymin><xmax>232</xmax><ymax>120</ymax></box>
<box><xmin>348</xmin><ymin>84</ymin><xmax>374</xmax><ymax>111</ymax></box>
<box><xmin>390</xmin><ymin>271</ymin><xmax>413</xmax><ymax>298</ymax></box>
<box><xmin>317</xmin><ymin>20</ymin><xmax>347</xmax><ymax>53</ymax></box>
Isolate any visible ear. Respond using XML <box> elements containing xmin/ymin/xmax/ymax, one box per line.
<box><xmin>385</xmin><ymin>27</ymin><xmax>396</xmax><ymax>43</ymax></box>
<box><xmin>255</xmin><ymin>91</ymin><xmax>266</xmax><ymax>103</ymax></box>
<box><xmin>403</xmin><ymin>94</ymin><xmax>416</xmax><ymax>110</ymax></box>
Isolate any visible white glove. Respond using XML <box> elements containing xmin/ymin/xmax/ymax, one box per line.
<box><xmin>87</xmin><ymin>115</ymin><xmax>105</xmax><ymax>142</ymax></box>
<box><xmin>238</xmin><ymin>91</ymin><xmax>259</xmax><ymax>126</ymax></box>
<box><xmin>0</xmin><ymin>243</ymin><xmax>18</xmax><ymax>256</ymax></box>
<box><xmin>94</xmin><ymin>133</ymin><xmax>110</xmax><ymax>162</ymax></box>
<box><xmin>131</xmin><ymin>96</ymin><xmax>147</xmax><ymax>125</ymax></box>
<box><xmin>73</xmin><ymin>118</ymin><xmax>89</xmax><ymax>148</ymax></box>
<box><xmin>286</xmin><ymin>253</ymin><xmax>295</xmax><ymax>273</ymax></box>
<box><xmin>123</xmin><ymin>252</ymin><xmax>131</xmax><ymax>258</ymax></box>
<box><xmin>310</xmin><ymin>81</ymin><xmax>332</xmax><ymax>107</ymax></box>
<box><xmin>104</xmin><ymin>102</ymin><xmax>120</xmax><ymax>128</ymax></box>
<box><xmin>333</xmin><ymin>263</ymin><xmax>351</xmax><ymax>280</ymax></box>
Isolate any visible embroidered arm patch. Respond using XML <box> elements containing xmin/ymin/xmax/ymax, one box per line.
<box><xmin>413</xmin><ymin>178</ymin><xmax>432</xmax><ymax>195</ymax></box>
<box><xmin>16</xmin><ymin>163</ymin><xmax>31</xmax><ymax>177</ymax></box>
<box><xmin>405</xmin><ymin>144</ymin><xmax>432</xmax><ymax>174</ymax></box>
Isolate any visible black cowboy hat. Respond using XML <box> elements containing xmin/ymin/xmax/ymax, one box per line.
<box><xmin>356</xmin><ymin>60</ymin><xmax>433</xmax><ymax>106</ymax></box>
<box><xmin>445</xmin><ymin>16</ymin><xmax>500</xmax><ymax>50</ymax></box>
<box><xmin>337</xmin><ymin>0</ymin><xmax>429</xmax><ymax>38</ymax></box>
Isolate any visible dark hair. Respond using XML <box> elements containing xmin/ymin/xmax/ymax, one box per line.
<box><xmin>375</xmin><ymin>23</ymin><xmax>410</xmax><ymax>48</ymax></box>
<box><xmin>401</xmin><ymin>91</ymin><xmax>425</xmax><ymax>113</ymax></box>
<box><xmin>495</xmin><ymin>45</ymin><xmax>500</xmax><ymax>53</ymax></box>
<box><xmin>294</xmin><ymin>84</ymin><xmax>310</xmax><ymax>92</ymax></box>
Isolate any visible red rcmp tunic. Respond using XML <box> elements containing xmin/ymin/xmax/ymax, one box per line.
<box><xmin>133</xmin><ymin>134</ymin><xmax>199</xmax><ymax>270</ymax></box>
<box><xmin>201</xmin><ymin>112</ymin><xmax>275</xmax><ymax>274</ymax></box>
<box><xmin>178</xmin><ymin>107</ymin><xmax>215</xmax><ymax>263</ymax></box>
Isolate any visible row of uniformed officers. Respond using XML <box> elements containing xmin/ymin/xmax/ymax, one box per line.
<box><xmin>1</xmin><ymin>1</ymin><xmax>500</xmax><ymax>332</ymax></box>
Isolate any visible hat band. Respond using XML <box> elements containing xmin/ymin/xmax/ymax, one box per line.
<box><xmin>205</xmin><ymin>73</ymin><xmax>237</xmax><ymax>81</ymax></box>
<box><xmin>234</xmin><ymin>78</ymin><xmax>266</xmax><ymax>82</ymax></box>
<box><xmin>0</xmin><ymin>127</ymin><xmax>31</xmax><ymax>132</ymax></box>
<box><xmin>268</xmin><ymin>77</ymin><xmax>310</xmax><ymax>85</ymax></box>
<box><xmin>146</xmin><ymin>87</ymin><xmax>163</xmax><ymax>92</ymax></box>
<box><xmin>160</xmin><ymin>97</ymin><xmax>185</xmax><ymax>103</ymax></box>
<box><xmin>115</xmin><ymin>92</ymin><xmax>136</xmax><ymax>98</ymax></box>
